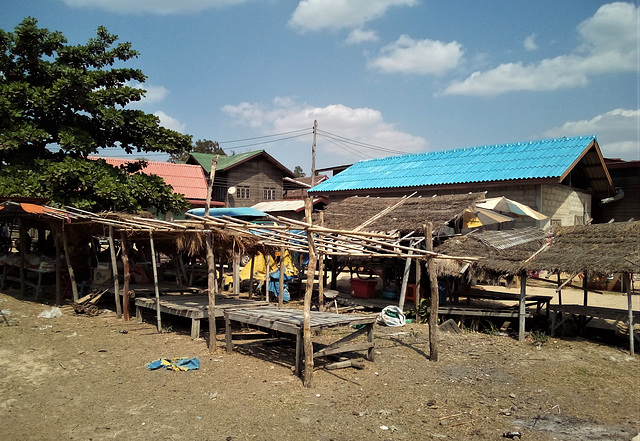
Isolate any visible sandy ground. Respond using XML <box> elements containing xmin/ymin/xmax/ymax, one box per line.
<box><xmin>0</xmin><ymin>284</ymin><xmax>639</xmax><ymax>441</ymax></box>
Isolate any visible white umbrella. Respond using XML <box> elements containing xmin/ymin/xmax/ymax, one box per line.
<box><xmin>462</xmin><ymin>208</ymin><xmax>514</xmax><ymax>228</ymax></box>
<box><xmin>476</xmin><ymin>197</ymin><xmax>547</xmax><ymax>221</ymax></box>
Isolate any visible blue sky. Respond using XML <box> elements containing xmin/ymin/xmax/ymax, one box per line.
<box><xmin>2</xmin><ymin>0</ymin><xmax>639</xmax><ymax>173</ymax></box>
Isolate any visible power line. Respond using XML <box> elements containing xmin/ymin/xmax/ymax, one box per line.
<box><xmin>218</xmin><ymin>127</ymin><xmax>312</xmax><ymax>144</ymax></box>
<box><xmin>317</xmin><ymin>129</ymin><xmax>412</xmax><ymax>155</ymax></box>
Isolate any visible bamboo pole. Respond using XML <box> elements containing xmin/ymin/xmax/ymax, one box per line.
<box><xmin>278</xmin><ymin>246</ymin><xmax>285</xmax><ymax>307</ymax></box>
<box><xmin>233</xmin><ymin>252</ymin><xmax>240</xmax><ymax>296</ymax></box>
<box><xmin>426</xmin><ymin>223</ymin><xmax>439</xmax><ymax>362</ymax></box>
<box><xmin>62</xmin><ymin>226</ymin><xmax>79</xmax><ymax>302</ymax></box>
<box><xmin>149</xmin><ymin>232</ymin><xmax>162</xmax><ymax>333</ymax></box>
<box><xmin>303</xmin><ymin>197</ymin><xmax>317</xmax><ymax>388</ymax></box>
<box><xmin>108</xmin><ymin>226</ymin><xmax>122</xmax><ymax>318</ymax></box>
<box><xmin>265</xmin><ymin>254</ymin><xmax>271</xmax><ymax>304</ymax></box>
<box><xmin>318</xmin><ymin>211</ymin><xmax>325</xmax><ymax>311</ymax></box>
<box><xmin>518</xmin><ymin>273</ymin><xmax>527</xmax><ymax>342</ymax></box>
<box><xmin>120</xmin><ymin>231</ymin><xmax>131</xmax><ymax>321</ymax></box>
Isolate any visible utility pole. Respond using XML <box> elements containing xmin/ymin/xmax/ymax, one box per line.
<box><xmin>311</xmin><ymin>120</ymin><xmax>317</xmax><ymax>187</ymax></box>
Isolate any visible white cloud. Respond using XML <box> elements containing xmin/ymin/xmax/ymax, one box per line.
<box><xmin>368</xmin><ymin>35</ymin><xmax>464</xmax><ymax>75</ymax></box>
<box><xmin>443</xmin><ymin>2</ymin><xmax>639</xmax><ymax>96</ymax></box>
<box><xmin>62</xmin><ymin>0</ymin><xmax>252</xmax><ymax>14</ymax></box>
<box><xmin>544</xmin><ymin>108</ymin><xmax>640</xmax><ymax>160</ymax></box>
<box><xmin>289</xmin><ymin>0</ymin><xmax>418</xmax><ymax>32</ymax></box>
<box><xmin>154</xmin><ymin>111</ymin><xmax>186</xmax><ymax>132</ymax></box>
<box><xmin>128</xmin><ymin>82</ymin><xmax>169</xmax><ymax>104</ymax></box>
<box><xmin>346</xmin><ymin>29</ymin><xmax>379</xmax><ymax>45</ymax></box>
<box><xmin>222</xmin><ymin>97</ymin><xmax>427</xmax><ymax>161</ymax></box>
<box><xmin>524</xmin><ymin>34</ymin><xmax>537</xmax><ymax>51</ymax></box>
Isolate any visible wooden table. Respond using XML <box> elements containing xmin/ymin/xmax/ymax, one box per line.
<box><xmin>453</xmin><ymin>290</ymin><xmax>553</xmax><ymax>315</ymax></box>
<box><xmin>224</xmin><ymin>308</ymin><xmax>376</xmax><ymax>376</ymax></box>
<box><xmin>549</xmin><ymin>304</ymin><xmax>640</xmax><ymax>339</ymax></box>
<box><xmin>135</xmin><ymin>294</ymin><xmax>268</xmax><ymax>338</ymax></box>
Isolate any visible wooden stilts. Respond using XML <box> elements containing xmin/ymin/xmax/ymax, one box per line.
<box><xmin>108</xmin><ymin>226</ymin><xmax>122</xmax><ymax>318</ymax></box>
<box><xmin>120</xmin><ymin>231</ymin><xmax>130</xmax><ymax>321</ymax></box>
<box><xmin>518</xmin><ymin>273</ymin><xmax>527</xmax><ymax>342</ymax></box>
<box><xmin>557</xmin><ymin>272</ymin><xmax>562</xmax><ymax>305</ymax></box>
<box><xmin>149</xmin><ymin>232</ymin><xmax>162</xmax><ymax>333</ymax></box>
<box><xmin>318</xmin><ymin>211</ymin><xmax>325</xmax><ymax>311</ymax></box>
<box><xmin>278</xmin><ymin>246</ymin><xmax>285</xmax><ymax>307</ymax></box>
<box><xmin>415</xmin><ymin>258</ymin><xmax>421</xmax><ymax>307</ymax></box>
<box><xmin>426</xmin><ymin>223</ymin><xmax>439</xmax><ymax>362</ymax></box>
<box><xmin>303</xmin><ymin>197</ymin><xmax>317</xmax><ymax>388</ymax></box>
<box><xmin>265</xmin><ymin>254</ymin><xmax>271</xmax><ymax>303</ymax></box>
<box><xmin>62</xmin><ymin>226</ymin><xmax>78</xmax><ymax>302</ymax></box>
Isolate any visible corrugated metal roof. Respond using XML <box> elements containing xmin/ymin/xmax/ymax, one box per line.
<box><xmin>190</xmin><ymin>150</ymin><xmax>265</xmax><ymax>173</ymax></box>
<box><xmin>310</xmin><ymin>136</ymin><xmax>598</xmax><ymax>193</ymax></box>
<box><xmin>94</xmin><ymin>157</ymin><xmax>208</xmax><ymax>201</ymax></box>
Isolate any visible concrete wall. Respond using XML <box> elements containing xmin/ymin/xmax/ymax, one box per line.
<box><xmin>539</xmin><ymin>184</ymin><xmax>591</xmax><ymax>227</ymax></box>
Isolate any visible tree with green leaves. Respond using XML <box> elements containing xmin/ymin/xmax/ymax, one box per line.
<box><xmin>169</xmin><ymin>139</ymin><xmax>226</xmax><ymax>163</ymax></box>
<box><xmin>0</xmin><ymin>17</ymin><xmax>192</xmax><ymax>213</ymax></box>
<box><xmin>293</xmin><ymin>165</ymin><xmax>306</xmax><ymax>178</ymax></box>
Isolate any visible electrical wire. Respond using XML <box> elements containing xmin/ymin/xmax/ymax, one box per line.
<box><xmin>316</xmin><ymin>128</ymin><xmax>413</xmax><ymax>155</ymax></box>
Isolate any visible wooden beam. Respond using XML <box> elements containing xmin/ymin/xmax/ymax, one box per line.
<box><xmin>278</xmin><ymin>246</ymin><xmax>285</xmax><ymax>308</ymax></box>
<box><xmin>626</xmin><ymin>272</ymin><xmax>634</xmax><ymax>356</ymax></box>
<box><xmin>206</xmin><ymin>155</ymin><xmax>219</xmax><ymax>353</ymax></box>
<box><xmin>62</xmin><ymin>226</ymin><xmax>79</xmax><ymax>302</ymax></box>
<box><xmin>120</xmin><ymin>231</ymin><xmax>131</xmax><ymax>321</ymax></box>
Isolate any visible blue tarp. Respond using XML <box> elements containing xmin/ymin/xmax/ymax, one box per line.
<box><xmin>187</xmin><ymin>207</ymin><xmax>266</xmax><ymax>218</ymax></box>
<box><xmin>146</xmin><ymin>357</ymin><xmax>200</xmax><ymax>371</ymax></box>
<box><xmin>268</xmin><ymin>269</ymin><xmax>292</xmax><ymax>302</ymax></box>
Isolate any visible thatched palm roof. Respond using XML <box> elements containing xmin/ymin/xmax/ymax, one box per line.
<box><xmin>318</xmin><ymin>193</ymin><xmax>485</xmax><ymax>234</ymax></box>
<box><xmin>525</xmin><ymin>221</ymin><xmax>640</xmax><ymax>275</ymax></box>
<box><xmin>435</xmin><ymin>227</ymin><xmax>546</xmax><ymax>278</ymax></box>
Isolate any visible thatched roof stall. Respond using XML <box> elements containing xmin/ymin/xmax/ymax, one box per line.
<box><xmin>524</xmin><ymin>221</ymin><xmax>640</xmax><ymax>355</ymax></box>
<box><xmin>317</xmin><ymin>192</ymin><xmax>486</xmax><ymax>235</ymax></box>
<box><xmin>435</xmin><ymin>227</ymin><xmax>547</xmax><ymax>280</ymax></box>
<box><xmin>524</xmin><ymin>221</ymin><xmax>640</xmax><ymax>275</ymax></box>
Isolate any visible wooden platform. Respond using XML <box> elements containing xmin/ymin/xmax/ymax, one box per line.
<box><xmin>549</xmin><ymin>304</ymin><xmax>640</xmax><ymax>343</ymax></box>
<box><xmin>438</xmin><ymin>306</ymin><xmax>533</xmax><ymax>319</ymax></box>
<box><xmin>134</xmin><ymin>294</ymin><xmax>268</xmax><ymax>339</ymax></box>
<box><xmin>224</xmin><ymin>308</ymin><xmax>376</xmax><ymax>376</ymax></box>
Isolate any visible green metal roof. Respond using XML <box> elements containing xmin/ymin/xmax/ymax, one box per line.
<box><xmin>189</xmin><ymin>150</ymin><xmax>265</xmax><ymax>174</ymax></box>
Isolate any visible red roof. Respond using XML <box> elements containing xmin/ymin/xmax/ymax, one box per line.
<box><xmin>93</xmin><ymin>157</ymin><xmax>217</xmax><ymax>204</ymax></box>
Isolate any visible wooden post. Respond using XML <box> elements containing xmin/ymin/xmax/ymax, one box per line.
<box><xmin>149</xmin><ymin>232</ymin><xmax>162</xmax><ymax>333</ymax></box>
<box><xmin>425</xmin><ymin>223</ymin><xmax>439</xmax><ymax>362</ymax></box>
<box><xmin>55</xmin><ymin>229</ymin><xmax>62</xmax><ymax>306</ymax></box>
<box><xmin>206</xmin><ymin>233</ymin><xmax>217</xmax><ymax>351</ymax></box>
<box><xmin>62</xmin><ymin>226</ymin><xmax>79</xmax><ymax>302</ymax></box>
<box><xmin>318</xmin><ymin>211</ymin><xmax>325</xmax><ymax>311</ymax></box>
<box><xmin>415</xmin><ymin>258</ymin><xmax>421</xmax><ymax>307</ymax></box>
<box><xmin>206</xmin><ymin>155</ymin><xmax>219</xmax><ymax>352</ymax></box>
<box><xmin>518</xmin><ymin>273</ymin><xmax>527</xmax><ymax>342</ymax></box>
<box><xmin>248</xmin><ymin>254</ymin><xmax>255</xmax><ymax>299</ymax></box>
<box><xmin>108</xmin><ymin>226</ymin><xmax>122</xmax><ymax>318</ymax></box>
<box><xmin>265</xmin><ymin>254</ymin><xmax>271</xmax><ymax>303</ymax></box>
<box><xmin>278</xmin><ymin>246</ymin><xmax>285</xmax><ymax>307</ymax></box>
<box><xmin>398</xmin><ymin>250</ymin><xmax>414</xmax><ymax>311</ymax></box>
<box><xmin>232</xmin><ymin>253</ymin><xmax>240</xmax><ymax>296</ymax></box>
<box><xmin>18</xmin><ymin>219</ymin><xmax>25</xmax><ymax>297</ymax></box>
<box><xmin>626</xmin><ymin>272</ymin><xmax>634</xmax><ymax>356</ymax></box>
<box><xmin>557</xmin><ymin>272</ymin><xmax>562</xmax><ymax>305</ymax></box>
<box><xmin>120</xmin><ymin>231</ymin><xmax>131</xmax><ymax>321</ymax></box>
<box><xmin>303</xmin><ymin>197</ymin><xmax>317</xmax><ymax>387</ymax></box>
<box><xmin>582</xmin><ymin>271</ymin><xmax>589</xmax><ymax>334</ymax></box>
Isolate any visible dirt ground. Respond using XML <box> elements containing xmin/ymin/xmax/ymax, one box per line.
<box><xmin>0</xmin><ymin>285</ymin><xmax>639</xmax><ymax>441</ymax></box>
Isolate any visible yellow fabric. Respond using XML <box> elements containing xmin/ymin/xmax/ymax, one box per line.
<box><xmin>223</xmin><ymin>251</ymin><xmax>299</xmax><ymax>286</ymax></box>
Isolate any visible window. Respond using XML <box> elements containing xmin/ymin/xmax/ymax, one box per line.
<box><xmin>263</xmin><ymin>187</ymin><xmax>276</xmax><ymax>200</ymax></box>
<box><xmin>237</xmin><ymin>186</ymin><xmax>250</xmax><ymax>199</ymax></box>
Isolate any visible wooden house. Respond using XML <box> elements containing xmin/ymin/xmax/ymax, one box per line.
<box><xmin>309</xmin><ymin>136</ymin><xmax>615</xmax><ymax>228</ymax></box>
<box><xmin>187</xmin><ymin>150</ymin><xmax>299</xmax><ymax>208</ymax></box>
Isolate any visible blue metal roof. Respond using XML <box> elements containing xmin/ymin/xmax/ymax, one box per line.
<box><xmin>310</xmin><ymin>135</ymin><xmax>597</xmax><ymax>193</ymax></box>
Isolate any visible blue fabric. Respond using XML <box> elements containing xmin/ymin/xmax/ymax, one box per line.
<box><xmin>146</xmin><ymin>357</ymin><xmax>200</xmax><ymax>371</ymax></box>
<box><xmin>268</xmin><ymin>270</ymin><xmax>291</xmax><ymax>301</ymax></box>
